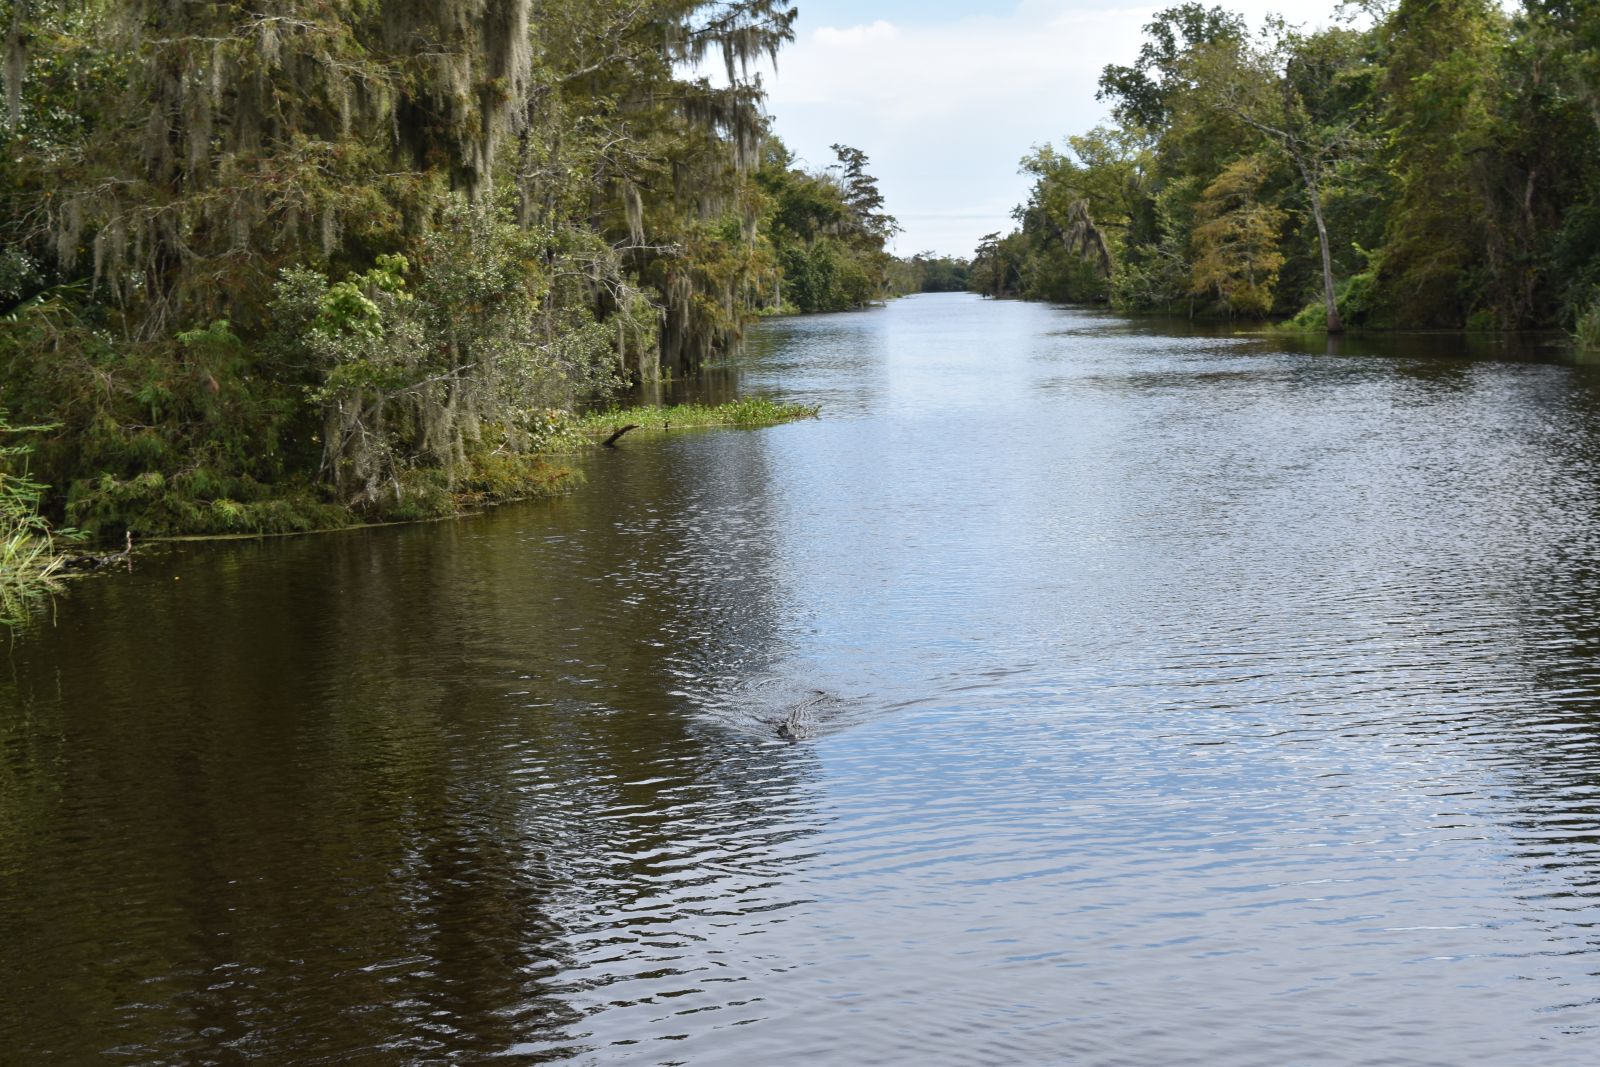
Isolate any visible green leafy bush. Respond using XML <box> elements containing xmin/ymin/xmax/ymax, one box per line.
<box><xmin>1576</xmin><ymin>294</ymin><xmax>1600</xmax><ymax>352</ymax></box>
<box><xmin>0</xmin><ymin>414</ymin><xmax>73</xmax><ymax>627</ymax></box>
<box><xmin>266</xmin><ymin>200</ymin><xmax>625</xmax><ymax>518</ymax></box>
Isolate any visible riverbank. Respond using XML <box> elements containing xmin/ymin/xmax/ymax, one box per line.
<box><xmin>137</xmin><ymin>398</ymin><xmax>820</xmax><ymax>541</ymax></box>
<box><xmin>0</xmin><ymin>420</ymin><xmax>73</xmax><ymax>628</ymax></box>
<box><xmin>6</xmin><ymin>397</ymin><xmax>818</xmax><ymax>627</ymax></box>
<box><xmin>0</xmin><ymin>526</ymin><xmax>66</xmax><ymax>630</ymax></box>
<box><xmin>978</xmin><ymin>295</ymin><xmax>1587</xmax><ymax>358</ymax></box>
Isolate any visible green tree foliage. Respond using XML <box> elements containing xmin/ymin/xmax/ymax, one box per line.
<box><xmin>970</xmin><ymin>129</ymin><xmax>1150</xmax><ymax>306</ymax></box>
<box><xmin>985</xmin><ymin>1</ymin><xmax>1600</xmax><ymax>338</ymax></box>
<box><xmin>1373</xmin><ymin>0</ymin><xmax>1504</xmax><ymax>327</ymax></box>
<box><xmin>889</xmin><ymin>253</ymin><xmax>971</xmax><ymax>295</ymax></box>
<box><xmin>756</xmin><ymin>141</ymin><xmax>897</xmax><ymax>313</ymax></box>
<box><xmin>1180</xmin><ymin>22</ymin><xmax>1374</xmax><ymax>330</ymax></box>
<box><xmin>0</xmin><ymin>0</ymin><xmax>887</xmax><ymax>535</ymax></box>
<box><xmin>970</xmin><ymin>232</ymin><xmax>1028</xmax><ymax>300</ymax></box>
<box><xmin>1190</xmin><ymin>154</ymin><xmax>1286</xmax><ymax>316</ymax></box>
<box><xmin>1097</xmin><ymin>3</ymin><xmax>1248</xmax><ymax>129</ymax></box>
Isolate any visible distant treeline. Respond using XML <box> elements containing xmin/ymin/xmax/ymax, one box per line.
<box><xmin>891</xmin><ymin>253</ymin><xmax>973</xmax><ymax>295</ymax></box>
<box><xmin>0</xmin><ymin>1</ymin><xmax>896</xmax><ymax>537</ymax></box>
<box><xmin>972</xmin><ymin>1</ymin><xmax>1600</xmax><ymax>343</ymax></box>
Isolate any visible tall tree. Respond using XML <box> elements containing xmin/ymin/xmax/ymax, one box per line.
<box><xmin>1186</xmin><ymin>24</ymin><xmax>1374</xmax><ymax>332</ymax></box>
<box><xmin>830</xmin><ymin>143</ymin><xmax>897</xmax><ymax>242</ymax></box>
<box><xmin>1097</xmin><ymin>2</ymin><xmax>1248</xmax><ymax>129</ymax></box>
<box><xmin>0</xmin><ymin>0</ymin><xmax>897</xmax><ymax>536</ymax></box>
<box><xmin>1190</xmin><ymin>153</ymin><xmax>1286</xmax><ymax>316</ymax></box>
<box><xmin>1373</xmin><ymin>0</ymin><xmax>1504</xmax><ymax>327</ymax></box>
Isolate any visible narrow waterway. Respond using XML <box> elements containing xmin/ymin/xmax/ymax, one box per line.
<box><xmin>4</xmin><ymin>294</ymin><xmax>1599</xmax><ymax>1064</ymax></box>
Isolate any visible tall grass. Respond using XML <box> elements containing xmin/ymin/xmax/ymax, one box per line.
<box><xmin>571</xmin><ymin>397</ymin><xmax>820</xmax><ymax>438</ymax></box>
<box><xmin>0</xmin><ymin>417</ymin><xmax>69</xmax><ymax>628</ymax></box>
<box><xmin>1576</xmin><ymin>295</ymin><xmax>1600</xmax><ymax>352</ymax></box>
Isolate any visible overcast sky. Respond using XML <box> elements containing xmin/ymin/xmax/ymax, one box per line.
<box><xmin>758</xmin><ymin>1</ymin><xmax>1350</xmax><ymax>257</ymax></box>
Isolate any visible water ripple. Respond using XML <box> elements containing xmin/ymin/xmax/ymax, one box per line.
<box><xmin>4</xmin><ymin>296</ymin><xmax>1600</xmax><ymax>1063</ymax></box>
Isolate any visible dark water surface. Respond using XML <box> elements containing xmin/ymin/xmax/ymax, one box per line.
<box><xmin>5</xmin><ymin>295</ymin><xmax>1600</xmax><ymax>1064</ymax></box>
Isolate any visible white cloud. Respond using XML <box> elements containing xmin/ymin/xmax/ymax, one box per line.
<box><xmin>754</xmin><ymin>0</ymin><xmax>1348</xmax><ymax>256</ymax></box>
<box><xmin>813</xmin><ymin>20</ymin><xmax>901</xmax><ymax>49</ymax></box>
<box><xmin>773</xmin><ymin>7</ymin><xmax>1149</xmax><ymax>122</ymax></box>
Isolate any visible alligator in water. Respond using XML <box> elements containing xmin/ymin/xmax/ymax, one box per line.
<box><xmin>773</xmin><ymin>690</ymin><xmax>830</xmax><ymax>742</ymax></box>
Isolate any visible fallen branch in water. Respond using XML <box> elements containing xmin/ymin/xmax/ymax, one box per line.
<box><xmin>603</xmin><ymin>424</ymin><xmax>641</xmax><ymax>448</ymax></box>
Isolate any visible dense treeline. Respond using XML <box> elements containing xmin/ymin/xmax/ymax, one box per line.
<box><xmin>0</xmin><ymin>0</ymin><xmax>893</xmax><ymax>538</ymax></box>
<box><xmin>760</xmin><ymin>142</ymin><xmax>899</xmax><ymax>313</ymax></box>
<box><xmin>974</xmin><ymin>0</ymin><xmax>1600</xmax><ymax>344</ymax></box>
<box><xmin>890</xmin><ymin>252</ymin><xmax>972</xmax><ymax>295</ymax></box>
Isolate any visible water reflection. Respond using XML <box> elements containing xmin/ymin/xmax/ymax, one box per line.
<box><xmin>4</xmin><ymin>294</ymin><xmax>1600</xmax><ymax>1063</ymax></box>
<box><xmin>0</xmin><ymin>446</ymin><xmax>823</xmax><ymax>1062</ymax></box>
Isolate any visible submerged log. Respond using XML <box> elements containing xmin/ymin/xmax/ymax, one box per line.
<box><xmin>602</xmin><ymin>424</ymin><xmax>641</xmax><ymax>448</ymax></box>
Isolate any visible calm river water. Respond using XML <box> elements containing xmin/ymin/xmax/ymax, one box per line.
<box><xmin>4</xmin><ymin>294</ymin><xmax>1600</xmax><ymax>1064</ymax></box>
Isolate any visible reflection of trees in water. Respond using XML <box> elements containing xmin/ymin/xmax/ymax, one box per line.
<box><xmin>0</xmin><ymin>431</ymin><xmax>817</xmax><ymax>1062</ymax></box>
<box><xmin>1492</xmin><ymin>559</ymin><xmax>1600</xmax><ymax>942</ymax></box>
<box><xmin>1418</xmin><ymin>376</ymin><xmax>1600</xmax><ymax>961</ymax></box>
<box><xmin>1066</xmin><ymin>341</ymin><xmax>1600</xmax><ymax>966</ymax></box>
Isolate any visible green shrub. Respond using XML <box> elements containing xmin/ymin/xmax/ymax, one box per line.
<box><xmin>1289</xmin><ymin>267</ymin><xmax>1381</xmax><ymax>331</ymax></box>
<box><xmin>1576</xmin><ymin>293</ymin><xmax>1600</xmax><ymax>351</ymax></box>
<box><xmin>0</xmin><ymin>414</ymin><xmax>72</xmax><ymax>627</ymax></box>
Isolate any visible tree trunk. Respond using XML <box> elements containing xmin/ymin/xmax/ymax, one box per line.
<box><xmin>603</xmin><ymin>424</ymin><xmax>640</xmax><ymax>448</ymax></box>
<box><xmin>4</xmin><ymin>1</ymin><xmax>25</xmax><ymax>131</ymax></box>
<box><xmin>1305</xmin><ymin>176</ymin><xmax>1343</xmax><ymax>334</ymax></box>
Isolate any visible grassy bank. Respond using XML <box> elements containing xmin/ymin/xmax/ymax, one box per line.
<box><xmin>46</xmin><ymin>397</ymin><xmax>815</xmax><ymax>543</ymax></box>
<box><xmin>1577</xmin><ymin>296</ymin><xmax>1600</xmax><ymax>353</ymax></box>
<box><xmin>0</xmin><ymin>517</ymin><xmax>66</xmax><ymax>629</ymax></box>
<box><xmin>147</xmin><ymin>397</ymin><xmax>820</xmax><ymax>530</ymax></box>
<box><xmin>564</xmin><ymin>397</ymin><xmax>821</xmax><ymax>446</ymax></box>
<box><xmin>1</xmin><ymin>420</ymin><xmax>71</xmax><ymax>627</ymax></box>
